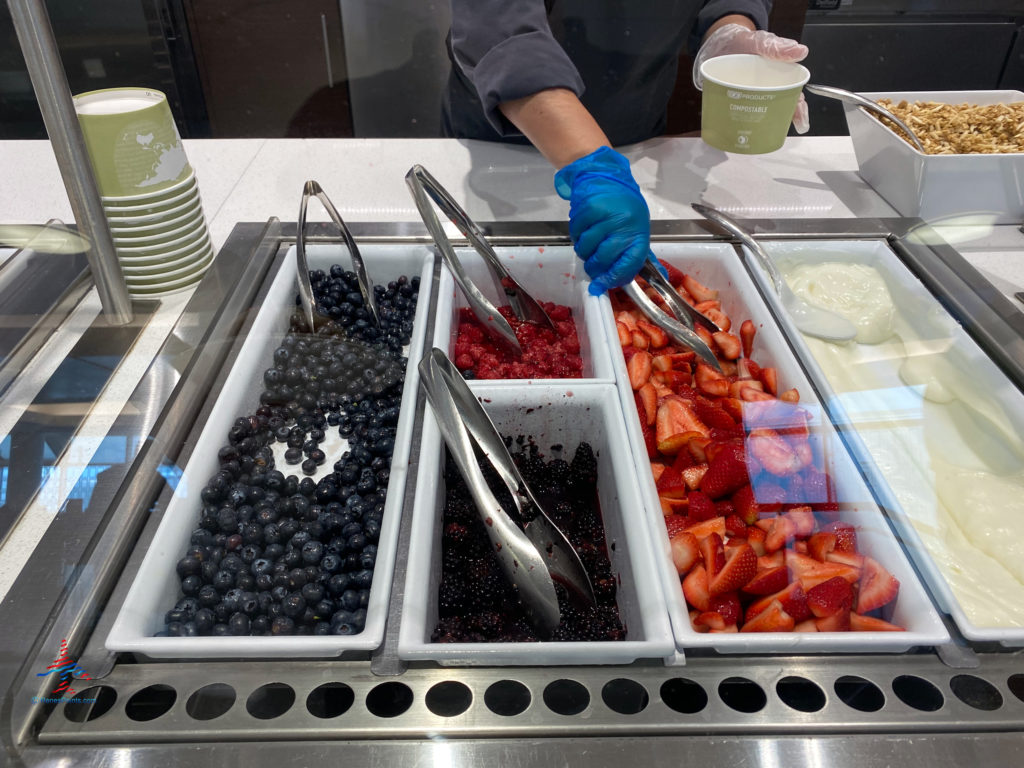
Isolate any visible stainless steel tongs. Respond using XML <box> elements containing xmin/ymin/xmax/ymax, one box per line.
<box><xmin>418</xmin><ymin>347</ymin><xmax>596</xmax><ymax>634</ymax></box>
<box><xmin>405</xmin><ymin>165</ymin><xmax>555</xmax><ymax>356</ymax></box>
<box><xmin>295</xmin><ymin>180</ymin><xmax>379</xmax><ymax>332</ymax></box>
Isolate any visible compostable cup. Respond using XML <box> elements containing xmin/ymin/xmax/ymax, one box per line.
<box><xmin>699</xmin><ymin>54</ymin><xmax>810</xmax><ymax>154</ymax></box>
<box><xmin>73</xmin><ymin>87</ymin><xmax>191</xmax><ymax>197</ymax></box>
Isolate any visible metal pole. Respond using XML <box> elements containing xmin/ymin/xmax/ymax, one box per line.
<box><xmin>8</xmin><ymin>0</ymin><xmax>133</xmax><ymax>325</ymax></box>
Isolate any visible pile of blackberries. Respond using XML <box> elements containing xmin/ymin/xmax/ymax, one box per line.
<box><xmin>159</xmin><ymin>268</ymin><xmax>419</xmax><ymax>638</ymax></box>
<box><xmin>432</xmin><ymin>439</ymin><xmax>625</xmax><ymax>643</ymax></box>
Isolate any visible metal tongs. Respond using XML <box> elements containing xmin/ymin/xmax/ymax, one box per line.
<box><xmin>419</xmin><ymin>347</ymin><xmax>596</xmax><ymax>634</ymax></box>
<box><xmin>804</xmin><ymin>84</ymin><xmax>927</xmax><ymax>153</ymax></box>
<box><xmin>296</xmin><ymin>180</ymin><xmax>379</xmax><ymax>332</ymax></box>
<box><xmin>622</xmin><ymin>258</ymin><xmax>724</xmax><ymax>372</ymax></box>
<box><xmin>405</xmin><ymin>165</ymin><xmax>555</xmax><ymax>356</ymax></box>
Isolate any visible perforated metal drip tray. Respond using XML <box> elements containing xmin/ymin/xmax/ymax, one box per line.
<box><xmin>39</xmin><ymin>653</ymin><xmax>1024</xmax><ymax>743</ymax></box>
<box><xmin>21</xmin><ymin>218</ymin><xmax>1024</xmax><ymax>759</ymax></box>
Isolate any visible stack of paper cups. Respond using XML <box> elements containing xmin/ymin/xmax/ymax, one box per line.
<box><xmin>73</xmin><ymin>87</ymin><xmax>213</xmax><ymax>298</ymax></box>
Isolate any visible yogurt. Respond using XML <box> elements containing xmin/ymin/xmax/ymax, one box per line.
<box><xmin>790</xmin><ymin>261</ymin><xmax>1024</xmax><ymax>628</ymax></box>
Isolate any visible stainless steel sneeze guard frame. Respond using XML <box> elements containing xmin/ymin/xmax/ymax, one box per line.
<box><xmin>3</xmin><ymin>218</ymin><xmax>1024</xmax><ymax>767</ymax></box>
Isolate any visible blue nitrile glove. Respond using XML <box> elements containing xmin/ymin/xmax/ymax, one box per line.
<box><xmin>554</xmin><ymin>146</ymin><xmax>653</xmax><ymax>296</ymax></box>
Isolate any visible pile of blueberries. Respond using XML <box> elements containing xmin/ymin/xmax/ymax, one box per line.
<box><xmin>160</xmin><ymin>267</ymin><xmax>420</xmax><ymax>638</ymax></box>
<box><xmin>432</xmin><ymin>439</ymin><xmax>626</xmax><ymax>643</ymax></box>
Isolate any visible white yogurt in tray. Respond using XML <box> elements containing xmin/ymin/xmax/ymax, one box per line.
<box><xmin>753</xmin><ymin>239</ymin><xmax>1024</xmax><ymax>645</ymax></box>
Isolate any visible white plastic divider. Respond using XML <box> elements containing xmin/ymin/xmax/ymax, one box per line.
<box><xmin>603</xmin><ymin>242</ymin><xmax>950</xmax><ymax>653</ymax></box>
<box><xmin>107</xmin><ymin>243</ymin><xmax>434</xmax><ymax>658</ymax></box>
<box><xmin>747</xmin><ymin>238</ymin><xmax>1024</xmax><ymax>647</ymax></box>
<box><xmin>398</xmin><ymin>382</ymin><xmax>674</xmax><ymax>665</ymax></box>
<box><xmin>432</xmin><ymin>245</ymin><xmax>614</xmax><ymax>383</ymax></box>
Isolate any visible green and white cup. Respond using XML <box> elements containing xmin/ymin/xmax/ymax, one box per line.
<box><xmin>73</xmin><ymin>87</ymin><xmax>191</xmax><ymax>197</ymax></box>
<box><xmin>699</xmin><ymin>54</ymin><xmax>810</xmax><ymax>154</ymax></box>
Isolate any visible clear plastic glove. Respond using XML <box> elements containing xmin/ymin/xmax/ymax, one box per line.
<box><xmin>693</xmin><ymin>23</ymin><xmax>810</xmax><ymax>134</ymax></box>
<box><xmin>554</xmin><ymin>146</ymin><xmax>653</xmax><ymax>296</ymax></box>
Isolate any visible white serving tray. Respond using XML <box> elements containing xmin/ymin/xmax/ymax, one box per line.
<box><xmin>845</xmin><ymin>90</ymin><xmax>1024</xmax><ymax>225</ymax></box>
<box><xmin>433</xmin><ymin>245</ymin><xmax>614</xmax><ymax>383</ymax></box>
<box><xmin>107</xmin><ymin>243</ymin><xmax>434</xmax><ymax>658</ymax></box>
<box><xmin>748</xmin><ymin>238</ymin><xmax>1024</xmax><ymax>647</ymax></box>
<box><xmin>398</xmin><ymin>382</ymin><xmax>674</xmax><ymax>665</ymax></box>
<box><xmin>605</xmin><ymin>242</ymin><xmax>950</xmax><ymax>653</ymax></box>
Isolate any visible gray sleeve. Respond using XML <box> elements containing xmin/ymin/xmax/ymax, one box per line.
<box><xmin>691</xmin><ymin>0</ymin><xmax>773</xmax><ymax>52</ymax></box>
<box><xmin>449</xmin><ymin>0</ymin><xmax>585</xmax><ymax>137</ymax></box>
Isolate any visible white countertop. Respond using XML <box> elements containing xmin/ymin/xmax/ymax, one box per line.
<box><xmin>1</xmin><ymin>134</ymin><xmax>1022</xmax><ymax>599</ymax></box>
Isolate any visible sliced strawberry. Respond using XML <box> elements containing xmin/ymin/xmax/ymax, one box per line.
<box><xmin>695</xmin><ymin>362</ymin><xmax>729</xmax><ymax>398</ymax></box>
<box><xmin>699</xmin><ymin>443</ymin><xmax>749</xmax><ymax>499</ymax></box>
<box><xmin>687</xmin><ymin>435</ymin><xmax>713</xmax><ymax>463</ymax></box>
<box><xmin>682</xmin><ymin>563</ymin><xmax>711</xmax><ymax>612</ymax></box>
<box><xmin>721</xmin><ymin>397</ymin><xmax>745</xmax><ymax>423</ymax></box>
<box><xmin>808</xmin><ymin>532</ymin><xmax>837</xmax><ymax>562</ymax></box>
<box><xmin>747</xmin><ymin>581</ymin><xmax>811</xmax><ymax>623</ymax></box>
<box><xmin>708</xmin><ymin>592</ymin><xmax>742</xmax><ymax>625</ymax></box>
<box><xmin>655</xmin><ymin>465</ymin><xmax>689</xmax><ymax>499</ymax></box>
<box><xmin>712</xmin><ymin>332</ymin><xmax>742</xmax><ymax>360</ymax></box>
<box><xmin>692</xmin><ymin>399</ymin><xmax>736</xmax><ymax>430</ymax></box>
<box><xmin>650</xmin><ymin>463</ymin><xmax>667</xmax><ymax>484</ymax></box>
<box><xmin>857</xmin><ymin>557</ymin><xmax>900</xmax><ymax>613</ymax></box>
<box><xmin>785</xmin><ymin>506</ymin><xmax>816</xmax><ymax>538</ymax></box>
<box><xmin>671</xmin><ymin>448</ymin><xmax>695</xmax><ymax>471</ymax></box>
<box><xmin>637</xmin><ymin>383</ymin><xmax>657</xmax><ymax>426</ymax></box>
<box><xmin>746</xmin><ymin>526</ymin><xmax>767</xmax><ymax>556</ymax></box>
<box><xmin>656</xmin><ymin>396</ymin><xmax>711</xmax><ymax>443</ymax></box>
<box><xmin>822</xmin><ymin>521</ymin><xmax>857</xmax><ymax>553</ymax></box>
<box><xmin>635</xmin><ymin>319</ymin><xmax>667</xmax><ymax>348</ymax></box>
<box><xmin>616</xmin><ymin>310</ymin><xmax>639</xmax><ymax>331</ymax></box>
<box><xmin>741</xmin><ymin>388</ymin><xmax>776</xmax><ymax>402</ymax></box>
<box><xmin>715</xmin><ymin>498</ymin><xmax>736</xmax><ymax>517</ymax></box>
<box><xmin>748</xmin><ymin>428</ymin><xmax>803</xmax><ymax>477</ymax></box>
<box><xmin>750</xmin><ymin>479</ymin><xmax>786</xmax><ymax>513</ymax></box>
<box><xmin>758</xmin><ymin>366</ymin><xmax>779</xmax><ymax>396</ymax></box>
<box><xmin>664</xmin><ymin>514</ymin><xmax>689</xmax><ymax>538</ymax></box>
<box><xmin>682</xmin><ymin>274</ymin><xmax>719</xmax><ymax>303</ymax></box>
<box><xmin>725</xmin><ymin>514</ymin><xmax>748</xmax><ymax>538</ymax></box>
<box><xmin>616</xmin><ymin>321</ymin><xmax>632</xmax><ymax>347</ymax></box>
<box><xmin>740</xmin><ymin>319</ymin><xmax>756</xmax><ymax>358</ymax></box>
<box><xmin>700</xmin><ymin>532</ymin><xmax>725</xmax><ymax>576</ymax></box>
<box><xmin>758</xmin><ymin>550</ymin><xmax>785</xmax><ymax>570</ymax></box>
<box><xmin>684</xmin><ymin>516</ymin><xmax>727</xmax><ymax>541</ymax></box>
<box><xmin>826</xmin><ymin>550</ymin><xmax>865</xmax><ymax>572</ymax></box>
<box><xmin>740</xmin><ymin>600</ymin><xmax>794</xmax><ymax>632</ymax></box>
<box><xmin>764</xmin><ymin>515</ymin><xmax>796</xmax><ymax>553</ymax></box>
<box><xmin>794</xmin><ymin>619</ymin><xmax>819</xmax><ymax>632</ymax></box>
<box><xmin>632</xmin><ymin>330</ymin><xmax>649</xmax><ymax>350</ymax></box>
<box><xmin>693</xmin><ymin>611</ymin><xmax>730</xmax><ymax>632</ymax></box>
<box><xmin>627</xmin><ymin>350</ymin><xmax>652</xmax><ymax>388</ymax></box>
<box><xmin>779</xmin><ymin>388</ymin><xmax>800</xmax><ymax>403</ymax></box>
<box><xmin>658</xmin><ymin>430</ymin><xmax>701</xmax><ymax>456</ymax></box>
<box><xmin>704</xmin><ymin>307</ymin><xmax>731</xmax><ymax>332</ymax></box>
<box><xmin>807</xmin><ymin>576</ymin><xmax>855</xmax><ymax>618</ymax></box>
<box><xmin>687</xmin><ymin>490</ymin><xmax>717</xmax><ymax>522</ymax></box>
<box><xmin>731</xmin><ymin>484</ymin><xmax>760</xmax><ymax>525</ymax></box>
<box><xmin>681</xmin><ymin>463</ymin><xmax>709</xmax><ymax>490</ymax></box>
<box><xmin>639</xmin><ymin>417</ymin><xmax>657</xmax><ymax>458</ymax></box>
<box><xmin>694</xmin><ymin>299</ymin><xmax>721</xmax><ymax>313</ymax></box>
<box><xmin>742</xmin><ymin>565</ymin><xmax>790</xmax><ymax>596</ymax></box>
<box><xmin>709</xmin><ymin>542</ymin><xmax>757</xmax><ymax>596</ymax></box>
<box><xmin>787</xmin><ymin>551</ymin><xmax>860</xmax><ymax>591</ymax></box>
<box><xmin>814</xmin><ymin>610</ymin><xmax>851</xmax><ymax>632</ymax></box>
<box><xmin>850</xmin><ymin>613</ymin><xmax>905</xmax><ymax>632</ymax></box>
<box><xmin>670</xmin><ymin>530</ymin><xmax>701</xmax><ymax>575</ymax></box>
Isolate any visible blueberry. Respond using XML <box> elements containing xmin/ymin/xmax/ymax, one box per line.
<box><xmin>330</xmin><ymin>610</ymin><xmax>359</xmax><ymax>635</ymax></box>
<box><xmin>327</xmin><ymin>574</ymin><xmax>351</xmax><ymax>595</ymax></box>
<box><xmin>301</xmin><ymin>583</ymin><xmax>324</xmax><ymax>604</ymax></box>
<box><xmin>301</xmin><ymin>540</ymin><xmax>324</xmax><ymax>564</ymax></box>
<box><xmin>282</xmin><ymin>593</ymin><xmax>306</xmax><ymax>618</ymax></box>
<box><xmin>229</xmin><ymin>612</ymin><xmax>250</xmax><ymax>635</ymax></box>
<box><xmin>198</xmin><ymin>585</ymin><xmax>220</xmax><ymax>607</ymax></box>
<box><xmin>339</xmin><ymin>589</ymin><xmax>360</xmax><ymax>612</ymax></box>
<box><xmin>194</xmin><ymin>608</ymin><xmax>215</xmax><ymax>633</ymax></box>
<box><xmin>251</xmin><ymin>558</ymin><xmax>273</xmax><ymax>576</ymax></box>
<box><xmin>176</xmin><ymin>556</ymin><xmax>202</xmax><ymax>578</ymax></box>
<box><xmin>181</xmin><ymin>575</ymin><xmax>203</xmax><ymax>596</ymax></box>
<box><xmin>353</xmin><ymin>569</ymin><xmax>374</xmax><ymax>589</ymax></box>
<box><xmin>212</xmin><ymin>623</ymin><xmax>231</xmax><ymax>636</ymax></box>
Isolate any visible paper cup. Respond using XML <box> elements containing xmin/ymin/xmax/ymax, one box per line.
<box><xmin>699</xmin><ymin>54</ymin><xmax>809</xmax><ymax>154</ymax></box>
<box><xmin>73</xmin><ymin>87</ymin><xmax>191</xmax><ymax>197</ymax></box>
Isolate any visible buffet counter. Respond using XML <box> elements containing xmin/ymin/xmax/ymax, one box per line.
<box><xmin>1</xmin><ymin>135</ymin><xmax>1023</xmax><ymax>767</ymax></box>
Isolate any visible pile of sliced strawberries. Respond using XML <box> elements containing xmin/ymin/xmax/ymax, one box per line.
<box><xmin>612</xmin><ymin>264</ymin><xmax>904</xmax><ymax>634</ymax></box>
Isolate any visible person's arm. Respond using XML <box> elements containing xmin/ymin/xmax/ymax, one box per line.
<box><xmin>498</xmin><ymin>88</ymin><xmax>608</xmax><ymax>169</ymax></box>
